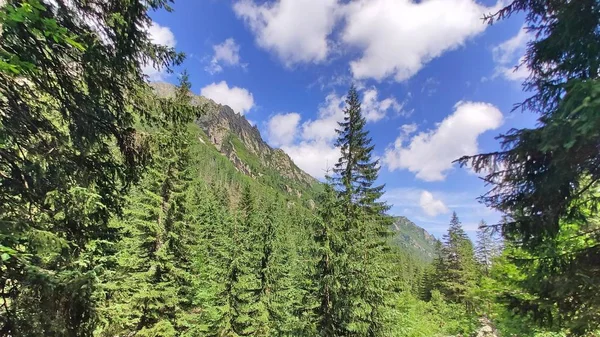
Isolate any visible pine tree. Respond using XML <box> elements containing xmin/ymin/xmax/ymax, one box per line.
<box><xmin>313</xmin><ymin>183</ymin><xmax>345</xmax><ymax>336</ymax></box>
<box><xmin>263</xmin><ymin>198</ymin><xmax>307</xmax><ymax>335</ymax></box>
<box><xmin>183</xmin><ymin>182</ymin><xmax>236</xmax><ymax>336</ymax></box>
<box><xmin>435</xmin><ymin>212</ymin><xmax>478</xmax><ymax>307</ymax></box>
<box><xmin>456</xmin><ymin>0</ymin><xmax>600</xmax><ymax>333</ymax></box>
<box><xmin>97</xmin><ymin>74</ymin><xmax>201</xmax><ymax>336</ymax></box>
<box><xmin>0</xmin><ymin>1</ymin><xmax>182</xmax><ymax>335</ymax></box>
<box><xmin>421</xmin><ymin>241</ymin><xmax>444</xmax><ymax>302</ymax></box>
<box><xmin>229</xmin><ymin>185</ymin><xmax>269</xmax><ymax>336</ymax></box>
<box><xmin>315</xmin><ymin>85</ymin><xmax>394</xmax><ymax>336</ymax></box>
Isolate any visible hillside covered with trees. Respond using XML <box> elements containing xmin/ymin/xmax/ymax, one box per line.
<box><xmin>1</xmin><ymin>0</ymin><xmax>599</xmax><ymax>336</ymax></box>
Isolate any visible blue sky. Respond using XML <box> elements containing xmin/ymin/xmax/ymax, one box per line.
<box><xmin>146</xmin><ymin>0</ymin><xmax>537</xmax><ymax>238</ymax></box>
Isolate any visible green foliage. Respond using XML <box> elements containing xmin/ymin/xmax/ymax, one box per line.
<box><xmin>391</xmin><ymin>216</ymin><xmax>439</xmax><ymax>263</ymax></box>
<box><xmin>388</xmin><ymin>291</ymin><xmax>478</xmax><ymax>337</ymax></box>
<box><xmin>430</xmin><ymin>212</ymin><xmax>479</xmax><ymax>308</ymax></box>
<box><xmin>9</xmin><ymin>1</ymin><xmax>591</xmax><ymax>335</ymax></box>
<box><xmin>457</xmin><ymin>0</ymin><xmax>600</xmax><ymax>333</ymax></box>
<box><xmin>0</xmin><ymin>0</ymin><xmax>182</xmax><ymax>335</ymax></box>
<box><xmin>310</xmin><ymin>86</ymin><xmax>397</xmax><ymax>336</ymax></box>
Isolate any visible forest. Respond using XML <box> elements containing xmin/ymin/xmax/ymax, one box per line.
<box><xmin>0</xmin><ymin>0</ymin><xmax>599</xmax><ymax>336</ymax></box>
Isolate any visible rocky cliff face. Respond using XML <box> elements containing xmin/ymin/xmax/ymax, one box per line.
<box><xmin>151</xmin><ymin>82</ymin><xmax>317</xmax><ymax>192</ymax></box>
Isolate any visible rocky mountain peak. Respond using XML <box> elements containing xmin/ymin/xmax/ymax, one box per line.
<box><xmin>150</xmin><ymin>82</ymin><xmax>317</xmax><ymax>191</ymax></box>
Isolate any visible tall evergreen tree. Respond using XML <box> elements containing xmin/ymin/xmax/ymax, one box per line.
<box><xmin>97</xmin><ymin>73</ymin><xmax>201</xmax><ymax>336</ymax></box>
<box><xmin>421</xmin><ymin>241</ymin><xmax>444</xmax><ymax>302</ymax></box>
<box><xmin>186</xmin><ymin>183</ymin><xmax>236</xmax><ymax>337</ymax></box>
<box><xmin>0</xmin><ymin>1</ymin><xmax>182</xmax><ymax>335</ymax></box>
<box><xmin>457</xmin><ymin>0</ymin><xmax>600</xmax><ymax>333</ymax></box>
<box><xmin>229</xmin><ymin>185</ymin><xmax>269</xmax><ymax>336</ymax></box>
<box><xmin>313</xmin><ymin>182</ymin><xmax>345</xmax><ymax>336</ymax></box>
<box><xmin>315</xmin><ymin>85</ymin><xmax>394</xmax><ymax>336</ymax></box>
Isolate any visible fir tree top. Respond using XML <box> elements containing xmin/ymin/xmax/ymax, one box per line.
<box><xmin>333</xmin><ymin>85</ymin><xmax>388</xmax><ymax>217</ymax></box>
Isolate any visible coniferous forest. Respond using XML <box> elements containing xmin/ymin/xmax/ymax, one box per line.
<box><xmin>1</xmin><ymin>0</ymin><xmax>599</xmax><ymax>336</ymax></box>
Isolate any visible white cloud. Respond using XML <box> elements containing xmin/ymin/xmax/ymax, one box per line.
<box><xmin>383</xmin><ymin>101</ymin><xmax>503</xmax><ymax>181</ymax></box>
<box><xmin>265</xmin><ymin>93</ymin><xmax>345</xmax><ymax>178</ymax></box>
<box><xmin>491</xmin><ymin>26</ymin><xmax>531</xmax><ymax>82</ymax></box>
<box><xmin>492</xmin><ymin>26</ymin><xmax>528</xmax><ymax>65</ymax></box>
<box><xmin>147</xmin><ymin>21</ymin><xmax>176</xmax><ymax>48</ymax></box>
<box><xmin>282</xmin><ymin>141</ymin><xmax>341</xmax><ymax>178</ymax></box>
<box><xmin>400</xmin><ymin>123</ymin><xmax>418</xmax><ymax>136</ymax></box>
<box><xmin>266</xmin><ymin>112</ymin><xmax>301</xmax><ymax>147</ymax></box>
<box><xmin>233</xmin><ymin>0</ymin><xmax>499</xmax><ymax>82</ymax></box>
<box><xmin>341</xmin><ymin>0</ymin><xmax>495</xmax><ymax>82</ymax></box>
<box><xmin>301</xmin><ymin>93</ymin><xmax>346</xmax><ymax>143</ymax></box>
<box><xmin>233</xmin><ymin>0</ymin><xmax>339</xmax><ymax>66</ymax></box>
<box><xmin>362</xmin><ymin>88</ymin><xmax>403</xmax><ymax>122</ymax></box>
<box><xmin>206</xmin><ymin>38</ymin><xmax>243</xmax><ymax>74</ymax></box>
<box><xmin>384</xmin><ymin>187</ymin><xmax>499</xmax><ymax>235</ymax></box>
<box><xmin>142</xmin><ymin>22</ymin><xmax>176</xmax><ymax>81</ymax></box>
<box><xmin>420</xmin><ymin>191</ymin><xmax>449</xmax><ymax>217</ymax></box>
<box><xmin>200</xmin><ymin>81</ymin><xmax>255</xmax><ymax>115</ymax></box>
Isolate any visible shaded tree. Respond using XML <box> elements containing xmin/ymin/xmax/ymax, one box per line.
<box><xmin>458</xmin><ymin>0</ymin><xmax>600</xmax><ymax>333</ymax></box>
<box><xmin>0</xmin><ymin>0</ymin><xmax>182</xmax><ymax>335</ymax></box>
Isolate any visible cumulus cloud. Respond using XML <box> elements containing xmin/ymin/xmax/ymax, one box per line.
<box><xmin>206</xmin><ymin>38</ymin><xmax>244</xmax><ymax>74</ymax></box>
<box><xmin>200</xmin><ymin>81</ymin><xmax>255</xmax><ymax>115</ymax></box>
<box><xmin>341</xmin><ymin>0</ymin><xmax>495</xmax><ymax>82</ymax></box>
<box><xmin>282</xmin><ymin>93</ymin><xmax>344</xmax><ymax>178</ymax></box>
<box><xmin>266</xmin><ymin>112</ymin><xmax>301</xmax><ymax>147</ymax></box>
<box><xmin>420</xmin><ymin>191</ymin><xmax>449</xmax><ymax>217</ymax></box>
<box><xmin>233</xmin><ymin>0</ymin><xmax>339</xmax><ymax>66</ymax></box>
<box><xmin>142</xmin><ymin>22</ymin><xmax>177</xmax><ymax>81</ymax></box>
<box><xmin>491</xmin><ymin>26</ymin><xmax>531</xmax><ymax>82</ymax></box>
<box><xmin>147</xmin><ymin>22</ymin><xmax>176</xmax><ymax>48</ymax></box>
<box><xmin>301</xmin><ymin>93</ymin><xmax>346</xmax><ymax>143</ymax></box>
<box><xmin>362</xmin><ymin>88</ymin><xmax>403</xmax><ymax>122</ymax></box>
<box><xmin>384</xmin><ymin>188</ymin><xmax>451</xmax><ymax>217</ymax></box>
<box><xmin>384</xmin><ymin>187</ymin><xmax>497</xmax><ymax>234</ymax></box>
<box><xmin>282</xmin><ymin>141</ymin><xmax>341</xmax><ymax>178</ymax></box>
<box><xmin>264</xmin><ymin>93</ymin><xmax>344</xmax><ymax>178</ymax></box>
<box><xmin>383</xmin><ymin>101</ymin><xmax>503</xmax><ymax>181</ymax></box>
<box><xmin>233</xmin><ymin>0</ymin><xmax>497</xmax><ymax>82</ymax></box>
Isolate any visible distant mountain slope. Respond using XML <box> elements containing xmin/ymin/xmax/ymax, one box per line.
<box><xmin>151</xmin><ymin>82</ymin><xmax>436</xmax><ymax>261</ymax></box>
<box><xmin>151</xmin><ymin>82</ymin><xmax>319</xmax><ymax>199</ymax></box>
<box><xmin>391</xmin><ymin>216</ymin><xmax>439</xmax><ymax>262</ymax></box>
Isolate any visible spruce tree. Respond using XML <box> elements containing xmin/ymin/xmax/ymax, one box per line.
<box><xmin>421</xmin><ymin>241</ymin><xmax>444</xmax><ymax>302</ymax></box>
<box><xmin>263</xmin><ymin>198</ymin><xmax>307</xmax><ymax>335</ymax></box>
<box><xmin>456</xmin><ymin>0</ymin><xmax>600</xmax><ymax>332</ymax></box>
<box><xmin>435</xmin><ymin>212</ymin><xmax>478</xmax><ymax>307</ymax></box>
<box><xmin>183</xmin><ymin>182</ymin><xmax>236</xmax><ymax>336</ymax></box>
<box><xmin>97</xmin><ymin>74</ymin><xmax>201</xmax><ymax>336</ymax></box>
<box><xmin>313</xmin><ymin>183</ymin><xmax>345</xmax><ymax>336</ymax></box>
<box><xmin>229</xmin><ymin>185</ymin><xmax>269</xmax><ymax>336</ymax></box>
<box><xmin>318</xmin><ymin>85</ymin><xmax>394</xmax><ymax>336</ymax></box>
<box><xmin>0</xmin><ymin>1</ymin><xmax>182</xmax><ymax>335</ymax></box>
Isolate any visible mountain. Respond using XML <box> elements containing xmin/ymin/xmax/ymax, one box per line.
<box><xmin>151</xmin><ymin>82</ymin><xmax>319</xmax><ymax>200</ymax></box>
<box><xmin>391</xmin><ymin>216</ymin><xmax>439</xmax><ymax>262</ymax></box>
<box><xmin>151</xmin><ymin>82</ymin><xmax>436</xmax><ymax>259</ymax></box>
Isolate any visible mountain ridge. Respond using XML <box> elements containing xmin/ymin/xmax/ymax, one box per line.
<box><xmin>151</xmin><ymin>82</ymin><xmax>437</xmax><ymax>261</ymax></box>
<box><xmin>151</xmin><ymin>82</ymin><xmax>317</xmax><ymax>199</ymax></box>
<box><xmin>392</xmin><ymin>216</ymin><xmax>439</xmax><ymax>262</ymax></box>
